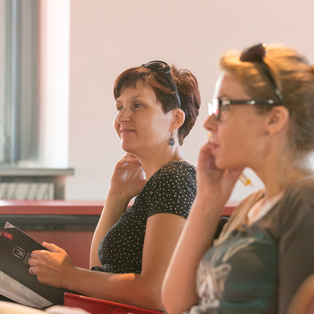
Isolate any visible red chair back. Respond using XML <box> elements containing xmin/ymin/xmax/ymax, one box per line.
<box><xmin>64</xmin><ymin>292</ymin><xmax>163</xmax><ymax>314</ymax></box>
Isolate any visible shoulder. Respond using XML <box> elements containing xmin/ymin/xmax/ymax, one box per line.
<box><xmin>279</xmin><ymin>176</ymin><xmax>314</xmax><ymax>214</ymax></box>
<box><xmin>277</xmin><ymin>176</ymin><xmax>314</xmax><ymax>224</ymax></box>
<box><xmin>152</xmin><ymin>161</ymin><xmax>196</xmax><ymax>183</ymax></box>
<box><xmin>158</xmin><ymin>160</ymin><xmax>196</xmax><ymax>175</ymax></box>
<box><xmin>283</xmin><ymin>175</ymin><xmax>314</xmax><ymax>202</ymax></box>
<box><xmin>258</xmin><ymin>176</ymin><xmax>314</xmax><ymax>245</ymax></box>
<box><xmin>143</xmin><ymin>161</ymin><xmax>197</xmax><ymax>218</ymax></box>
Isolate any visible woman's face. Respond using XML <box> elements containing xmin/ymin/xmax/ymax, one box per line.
<box><xmin>114</xmin><ymin>81</ymin><xmax>173</xmax><ymax>157</ymax></box>
<box><xmin>204</xmin><ymin>71</ymin><xmax>268</xmax><ymax>170</ymax></box>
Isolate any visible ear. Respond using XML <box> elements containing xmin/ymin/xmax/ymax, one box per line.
<box><xmin>170</xmin><ymin>108</ymin><xmax>185</xmax><ymax>131</ymax></box>
<box><xmin>265</xmin><ymin>106</ymin><xmax>290</xmax><ymax>135</ymax></box>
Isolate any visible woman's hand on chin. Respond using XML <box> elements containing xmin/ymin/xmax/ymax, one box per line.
<box><xmin>196</xmin><ymin>143</ymin><xmax>242</xmax><ymax>206</ymax></box>
<box><xmin>109</xmin><ymin>153</ymin><xmax>146</xmax><ymax>200</ymax></box>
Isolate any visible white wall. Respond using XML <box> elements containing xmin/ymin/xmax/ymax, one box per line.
<box><xmin>0</xmin><ymin>0</ymin><xmax>6</xmax><ymax>162</ymax></box>
<box><xmin>65</xmin><ymin>0</ymin><xmax>314</xmax><ymax>201</ymax></box>
<box><xmin>39</xmin><ymin>0</ymin><xmax>70</xmax><ymax>168</ymax></box>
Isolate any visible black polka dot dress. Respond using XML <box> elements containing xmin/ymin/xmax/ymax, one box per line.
<box><xmin>91</xmin><ymin>161</ymin><xmax>196</xmax><ymax>274</ymax></box>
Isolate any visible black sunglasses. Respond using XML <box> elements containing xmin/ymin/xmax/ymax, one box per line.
<box><xmin>240</xmin><ymin>43</ymin><xmax>285</xmax><ymax>106</ymax></box>
<box><xmin>141</xmin><ymin>60</ymin><xmax>181</xmax><ymax>109</ymax></box>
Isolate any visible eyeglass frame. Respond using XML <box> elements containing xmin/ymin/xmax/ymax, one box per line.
<box><xmin>208</xmin><ymin>98</ymin><xmax>280</xmax><ymax>121</ymax></box>
<box><xmin>141</xmin><ymin>60</ymin><xmax>182</xmax><ymax>109</ymax></box>
<box><xmin>208</xmin><ymin>43</ymin><xmax>286</xmax><ymax>121</ymax></box>
<box><xmin>240</xmin><ymin>43</ymin><xmax>285</xmax><ymax>107</ymax></box>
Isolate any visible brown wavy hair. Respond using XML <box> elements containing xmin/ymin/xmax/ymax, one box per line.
<box><xmin>114</xmin><ymin>64</ymin><xmax>201</xmax><ymax>145</ymax></box>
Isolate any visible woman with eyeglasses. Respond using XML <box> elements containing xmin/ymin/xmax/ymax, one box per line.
<box><xmin>27</xmin><ymin>61</ymin><xmax>200</xmax><ymax>310</ymax></box>
<box><xmin>162</xmin><ymin>43</ymin><xmax>314</xmax><ymax>314</ymax></box>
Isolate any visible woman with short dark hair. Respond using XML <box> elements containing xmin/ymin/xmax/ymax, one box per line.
<box><xmin>28</xmin><ymin>61</ymin><xmax>201</xmax><ymax>311</ymax></box>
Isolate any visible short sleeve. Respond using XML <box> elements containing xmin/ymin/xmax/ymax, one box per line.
<box><xmin>145</xmin><ymin>161</ymin><xmax>196</xmax><ymax>219</ymax></box>
<box><xmin>277</xmin><ymin>178</ymin><xmax>314</xmax><ymax>314</ymax></box>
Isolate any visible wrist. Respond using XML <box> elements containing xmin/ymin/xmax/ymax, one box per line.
<box><xmin>64</xmin><ymin>265</ymin><xmax>80</xmax><ymax>291</ymax></box>
<box><xmin>104</xmin><ymin>192</ymin><xmax>130</xmax><ymax>217</ymax></box>
<box><xmin>107</xmin><ymin>188</ymin><xmax>132</xmax><ymax>203</ymax></box>
<box><xmin>193</xmin><ymin>193</ymin><xmax>226</xmax><ymax>216</ymax></box>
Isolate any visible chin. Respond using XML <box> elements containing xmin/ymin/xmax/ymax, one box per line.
<box><xmin>214</xmin><ymin>158</ymin><xmax>231</xmax><ymax>170</ymax></box>
<box><xmin>121</xmin><ymin>144</ymin><xmax>137</xmax><ymax>156</ymax></box>
<box><xmin>216</xmin><ymin>160</ymin><xmax>244</xmax><ymax>172</ymax></box>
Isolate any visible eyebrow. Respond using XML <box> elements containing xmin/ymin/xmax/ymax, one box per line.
<box><xmin>216</xmin><ymin>94</ymin><xmax>229</xmax><ymax>99</ymax></box>
<box><xmin>116</xmin><ymin>95</ymin><xmax>144</xmax><ymax>104</ymax></box>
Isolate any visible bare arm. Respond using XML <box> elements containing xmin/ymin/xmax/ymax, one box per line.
<box><xmin>29</xmin><ymin>213</ymin><xmax>186</xmax><ymax>310</ymax></box>
<box><xmin>162</xmin><ymin>144</ymin><xmax>241</xmax><ymax>314</ymax></box>
<box><xmin>90</xmin><ymin>154</ymin><xmax>146</xmax><ymax>267</ymax></box>
<box><xmin>90</xmin><ymin>193</ymin><xmax>129</xmax><ymax>267</ymax></box>
<box><xmin>287</xmin><ymin>274</ymin><xmax>314</xmax><ymax>314</ymax></box>
<box><xmin>162</xmin><ymin>197</ymin><xmax>223</xmax><ymax>313</ymax></box>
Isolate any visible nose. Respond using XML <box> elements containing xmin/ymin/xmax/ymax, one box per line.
<box><xmin>115</xmin><ymin>107</ymin><xmax>131</xmax><ymax>124</ymax></box>
<box><xmin>203</xmin><ymin>114</ymin><xmax>217</xmax><ymax>131</ymax></box>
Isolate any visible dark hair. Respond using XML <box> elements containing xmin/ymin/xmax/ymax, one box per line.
<box><xmin>113</xmin><ymin>64</ymin><xmax>201</xmax><ymax>145</ymax></box>
<box><xmin>220</xmin><ymin>44</ymin><xmax>314</xmax><ymax>153</ymax></box>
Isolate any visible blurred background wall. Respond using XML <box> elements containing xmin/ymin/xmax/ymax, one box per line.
<box><xmin>40</xmin><ymin>0</ymin><xmax>314</xmax><ymax>201</ymax></box>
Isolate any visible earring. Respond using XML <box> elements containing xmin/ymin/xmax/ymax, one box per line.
<box><xmin>169</xmin><ymin>132</ymin><xmax>175</xmax><ymax>146</ymax></box>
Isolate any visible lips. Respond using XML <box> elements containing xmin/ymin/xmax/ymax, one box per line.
<box><xmin>120</xmin><ymin>129</ymin><xmax>135</xmax><ymax>136</ymax></box>
<box><xmin>207</xmin><ymin>139</ymin><xmax>219</xmax><ymax>152</ymax></box>
<box><xmin>207</xmin><ymin>134</ymin><xmax>219</xmax><ymax>151</ymax></box>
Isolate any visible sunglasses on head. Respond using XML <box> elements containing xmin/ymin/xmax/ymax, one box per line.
<box><xmin>208</xmin><ymin>43</ymin><xmax>285</xmax><ymax>121</ymax></box>
<box><xmin>141</xmin><ymin>60</ymin><xmax>182</xmax><ymax>109</ymax></box>
<box><xmin>240</xmin><ymin>43</ymin><xmax>285</xmax><ymax>106</ymax></box>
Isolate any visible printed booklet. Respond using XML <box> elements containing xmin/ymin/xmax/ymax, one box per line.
<box><xmin>0</xmin><ymin>222</ymin><xmax>65</xmax><ymax>308</ymax></box>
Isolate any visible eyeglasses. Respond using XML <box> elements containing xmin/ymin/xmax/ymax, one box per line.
<box><xmin>141</xmin><ymin>60</ymin><xmax>181</xmax><ymax>109</ymax></box>
<box><xmin>240</xmin><ymin>43</ymin><xmax>285</xmax><ymax>107</ymax></box>
<box><xmin>208</xmin><ymin>98</ymin><xmax>278</xmax><ymax>120</ymax></box>
<box><xmin>208</xmin><ymin>43</ymin><xmax>286</xmax><ymax>121</ymax></box>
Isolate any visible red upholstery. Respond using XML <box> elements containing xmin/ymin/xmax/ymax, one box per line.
<box><xmin>0</xmin><ymin>201</ymin><xmax>237</xmax><ymax>268</ymax></box>
<box><xmin>0</xmin><ymin>199</ymin><xmax>237</xmax><ymax>216</ymax></box>
<box><xmin>64</xmin><ymin>292</ymin><xmax>163</xmax><ymax>314</ymax></box>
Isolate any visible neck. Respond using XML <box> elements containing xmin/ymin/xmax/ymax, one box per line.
<box><xmin>138</xmin><ymin>146</ymin><xmax>185</xmax><ymax>180</ymax></box>
<box><xmin>254</xmin><ymin>151</ymin><xmax>312</xmax><ymax>199</ymax></box>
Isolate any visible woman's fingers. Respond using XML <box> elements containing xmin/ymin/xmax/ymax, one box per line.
<box><xmin>29</xmin><ymin>266</ymin><xmax>36</xmax><ymax>275</ymax></box>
